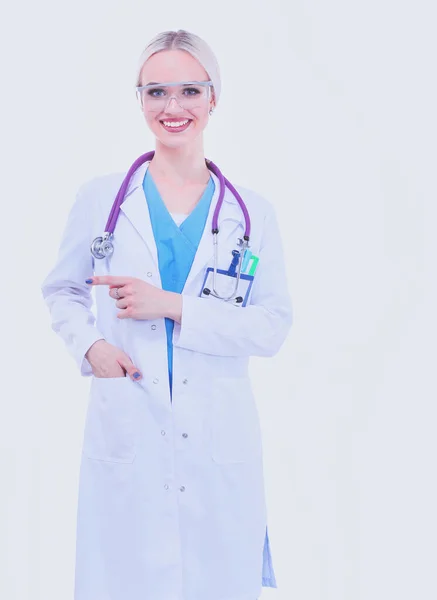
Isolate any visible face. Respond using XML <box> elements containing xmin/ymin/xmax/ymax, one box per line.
<box><xmin>138</xmin><ymin>50</ymin><xmax>215</xmax><ymax>149</ymax></box>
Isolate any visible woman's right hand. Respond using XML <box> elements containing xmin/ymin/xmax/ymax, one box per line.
<box><xmin>85</xmin><ymin>340</ymin><xmax>143</xmax><ymax>381</ymax></box>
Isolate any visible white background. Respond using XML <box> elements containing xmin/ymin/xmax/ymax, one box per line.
<box><xmin>1</xmin><ymin>1</ymin><xmax>436</xmax><ymax>599</ymax></box>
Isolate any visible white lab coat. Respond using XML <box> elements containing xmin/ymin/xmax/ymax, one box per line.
<box><xmin>41</xmin><ymin>160</ymin><xmax>293</xmax><ymax>600</ymax></box>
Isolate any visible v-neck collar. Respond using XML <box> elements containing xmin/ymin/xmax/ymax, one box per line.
<box><xmin>143</xmin><ymin>170</ymin><xmax>215</xmax><ymax>233</ymax></box>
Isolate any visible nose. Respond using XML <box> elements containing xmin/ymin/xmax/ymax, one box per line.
<box><xmin>164</xmin><ymin>95</ymin><xmax>184</xmax><ymax>113</ymax></box>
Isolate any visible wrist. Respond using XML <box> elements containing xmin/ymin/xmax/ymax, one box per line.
<box><xmin>164</xmin><ymin>292</ymin><xmax>182</xmax><ymax>322</ymax></box>
<box><xmin>85</xmin><ymin>338</ymin><xmax>106</xmax><ymax>360</ymax></box>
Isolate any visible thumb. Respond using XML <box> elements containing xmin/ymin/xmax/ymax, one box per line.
<box><xmin>118</xmin><ymin>357</ymin><xmax>142</xmax><ymax>382</ymax></box>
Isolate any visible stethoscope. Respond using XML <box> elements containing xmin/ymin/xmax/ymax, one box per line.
<box><xmin>90</xmin><ymin>151</ymin><xmax>251</xmax><ymax>301</ymax></box>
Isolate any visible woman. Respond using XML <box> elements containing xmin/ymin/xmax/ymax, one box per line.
<box><xmin>41</xmin><ymin>29</ymin><xmax>292</xmax><ymax>600</ymax></box>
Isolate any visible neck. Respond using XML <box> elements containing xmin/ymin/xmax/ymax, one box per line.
<box><xmin>150</xmin><ymin>138</ymin><xmax>210</xmax><ymax>185</ymax></box>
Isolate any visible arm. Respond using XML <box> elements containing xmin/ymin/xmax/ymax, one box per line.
<box><xmin>41</xmin><ymin>182</ymin><xmax>105</xmax><ymax>376</ymax></box>
<box><xmin>172</xmin><ymin>202</ymin><xmax>293</xmax><ymax>357</ymax></box>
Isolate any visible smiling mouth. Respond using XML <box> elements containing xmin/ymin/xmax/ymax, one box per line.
<box><xmin>159</xmin><ymin>118</ymin><xmax>192</xmax><ymax>132</ymax></box>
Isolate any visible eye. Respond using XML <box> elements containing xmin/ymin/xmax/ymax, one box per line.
<box><xmin>182</xmin><ymin>87</ymin><xmax>202</xmax><ymax>96</ymax></box>
<box><xmin>147</xmin><ymin>87</ymin><xmax>166</xmax><ymax>98</ymax></box>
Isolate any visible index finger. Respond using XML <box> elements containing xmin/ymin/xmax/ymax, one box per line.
<box><xmin>86</xmin><ymin>276</ymin><xmax>133</xmax><ymax>287</ymax></box>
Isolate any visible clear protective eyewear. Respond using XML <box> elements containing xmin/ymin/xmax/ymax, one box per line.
<box><xmin>136</xmin><ymin>80</ymin><xmax>213</xmax><ymax>112</ymax></box>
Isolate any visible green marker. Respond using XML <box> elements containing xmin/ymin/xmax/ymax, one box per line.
<box><xmin>248</xmin><ymin>255</ymin><xmax>259</xmax><ymax>276</ymax></box>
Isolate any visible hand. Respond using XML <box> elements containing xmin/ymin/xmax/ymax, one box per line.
<box><xmin>85</xmin><ymin>339</ymin><xmax>143</xmax><ymax>381</ymax></box>
<box><xmin>87</xmin><ymin>276</ymin><xmax>182</xmax><ymax>322</ymax></box>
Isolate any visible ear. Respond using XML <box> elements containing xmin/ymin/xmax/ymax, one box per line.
<box><xmin>210</xmin><ymin>87</ymin><xmax>217</xmax><ymax>109</ymax></box>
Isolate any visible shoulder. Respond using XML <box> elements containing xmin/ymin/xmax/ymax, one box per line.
<box><xmin>233</xmin><ymin>183</ymin><xmax>275</xmax><ymax>215</ymax></box>
<box><xmin>70</xmin><ymin>172</ymin><xmax>128</xmax><ymax>223</ymax></box>
<box><xmin>77</xmin><ymin>172</ymin><xmax>125</xmax><ymax>204</ymax></box>
<box><xmin>232</xmin><ymin>183</ymin><xmax>277</xmax><ymax>228</ymax></box>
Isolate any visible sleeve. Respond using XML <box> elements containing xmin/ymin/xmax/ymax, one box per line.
<box><xmin>173</xmin><ymin>201</ymin><xmax>293</xmax><ymax>357</ymax></box>
<box><xmin>41</xmin><ymin>181</ymin><xmax>105</xmax><ymax>376</ymax></box>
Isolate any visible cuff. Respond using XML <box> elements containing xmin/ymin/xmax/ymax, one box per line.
<box><xmin>172</xmin><ymin>295</ymin><xmax>199</xmax><ymax>351</ymax></box>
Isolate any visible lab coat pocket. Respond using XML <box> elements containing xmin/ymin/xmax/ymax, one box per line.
<box><xmin>82</xmin><ymin>376</ymin><xmax>139</xmax><ymax>464</ymax></box>
<box><xmin>210</xmin><ymin>376</ymin><xmax>262</xmax><ymax>464</ymax></box>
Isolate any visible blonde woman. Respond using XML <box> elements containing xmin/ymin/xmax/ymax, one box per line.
<box><xmin>42</xmin><ymin>29</ymin><xmax>292</xmax><ymax>600</ymax></box>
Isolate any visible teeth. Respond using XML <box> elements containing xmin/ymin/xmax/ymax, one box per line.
<box><xmin>162</xmin><ymin>119</ymin><xmax>189</xmax><ymax>128</ymax></box>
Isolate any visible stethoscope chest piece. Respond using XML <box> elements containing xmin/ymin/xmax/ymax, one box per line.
<box><xmin>90</xmin><ymin>232</ymin><xmax>114</xmax><ymax>259</ymax></box>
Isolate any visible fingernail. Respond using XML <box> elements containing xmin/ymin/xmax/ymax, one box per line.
<box><xmin>85</xmin><ymin>279</ymin><xmax>93</xmax><ymax>284</ymax></box>
<box><xmin>133</xmin><ymin>372</ymin><xmax>140</xmax><ymax>379</ymax></box>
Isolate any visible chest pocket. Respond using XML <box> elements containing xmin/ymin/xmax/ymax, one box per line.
<box><xmin>209</xmin><ymin>377</ymin><xmax>263</xmax><ymax>464</ymax></box>
<box><xmin>82</xmin><ymin>376</ymin><xmax>142</xmax><ymax>464</ymax></box>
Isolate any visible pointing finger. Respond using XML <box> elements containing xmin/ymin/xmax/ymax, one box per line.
<box><xmin>85</xmin><ymin>276</ymin><xmax>134</xmax><ymax>287</ymax></box>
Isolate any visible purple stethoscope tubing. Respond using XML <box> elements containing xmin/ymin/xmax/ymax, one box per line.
<box><xmin>103</xmin><ymin>151</ymin><xmax>251</xmax><ymax>238</ymax></box>
<box><xmin>90</xmin><ymin>151</ymin><xmax>252</xmax><ymax>301</ymax></box>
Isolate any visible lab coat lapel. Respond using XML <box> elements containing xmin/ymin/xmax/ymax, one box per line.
<box><xmin>183</xmin><ymin>171</ymin><xmax>244</xmax><ymax>291</ymax></box>
<box><xmin>119</xmin><ymin>161</ymin><xmax>158</xmax><ymax>268</ymax></box>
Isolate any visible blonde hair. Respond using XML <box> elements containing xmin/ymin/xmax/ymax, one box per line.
<box><xmin>136</xmin><ymin>30</ymin><xmax>221</xmax><ymax>106</ymax></box>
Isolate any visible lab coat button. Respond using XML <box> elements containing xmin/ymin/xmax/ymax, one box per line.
<box><xmin>179</xmin><ymin>486</ymin><xmax>185</xmax><ymax>492</ymax></box>
<box><xmin>151</xmin><ymin>324</ymin><xmax>157</xmax><ymax>330</ymax></box>
<box><xmin>182</xmin><ymin>433</ymin><xmax>188</xmax><ymax>438</ymax></box>
<box><xmin>164</xmin><ymin>484</ymin><xmax>169</xmax><ymax>490</ymax></box>
<box><xmin>147</xmin><ymin>272</ymin><xmax>152</xmax><ymax>278</ymax></box>
<box><xmin>161</xmin><ymin>430</ymin><xmax>166</xmax><ymax>436</ymax></box>
<box><xmin>153</xmin><ymin>378</ymin><xmax>159</xmax><ymax>384</ymax></box>
<box><xmin>182</xmin><ymin>378</ymin><xmax>188</xmax><ymax>384</ymax></box>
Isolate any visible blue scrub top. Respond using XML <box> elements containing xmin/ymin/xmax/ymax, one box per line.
<box><xmin>143</xmin><ymin>170</ymin><xmax>215</xmax><ymax>396</ymax></box>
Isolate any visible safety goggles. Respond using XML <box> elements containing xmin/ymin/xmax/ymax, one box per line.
<box><xmin>136</xmin><ymin>80</ymin><xmax>213</xmax><ymax>112</ymax></box>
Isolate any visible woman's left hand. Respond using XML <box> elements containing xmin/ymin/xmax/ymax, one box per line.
<box><xmin>87</xmin><ymin>276</ymin><xmax>182</xmax><ymax>322</ymax></box>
